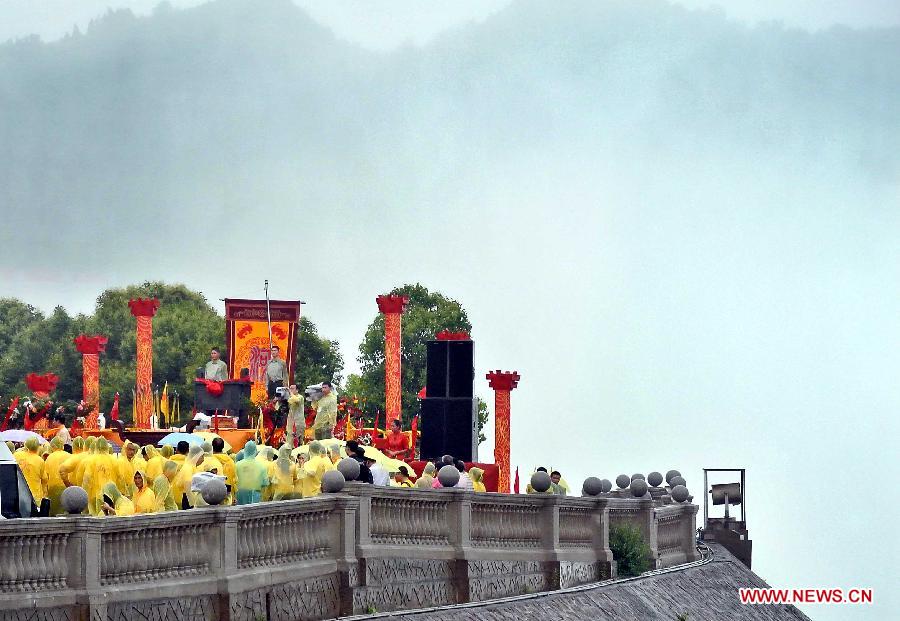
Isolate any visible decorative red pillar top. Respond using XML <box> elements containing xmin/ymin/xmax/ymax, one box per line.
<box><xmin>436</xmin><ymin>329</ymin><xmax>471</xmax><ymax>341</ymax></box>
<box><xmin>25</xmin><ymin>373</ymin><xmax>59</xmax><ymax>394</ymax></box>
<box><xmin>486</xmin><ymin>370</ymin><xmax>521</xmax><ymax>391</ymax></box>
<box><xmin>128</xmin><ymin>298</ymin><xmax>160</xmax><ymax>317</ymax></box>
<box><xmin>74</xmin><ymin>335</ymin><xmax>108</xmax><ymax>355</ymax></box>
<box><xmin>376</xmin><ymin>295</ymin><xmax>409</xmax><ymax>314</ymax></box>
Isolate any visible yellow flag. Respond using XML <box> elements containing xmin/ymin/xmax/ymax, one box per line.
<box><xmin>257</xmin><ymin>407</ymin><xmax>266</xmax><ymax>445</ymax></box>
<box><xmin>160</xmin><ymin>382</ymin><xmax>169</xmax><ymax>417</ymax></box>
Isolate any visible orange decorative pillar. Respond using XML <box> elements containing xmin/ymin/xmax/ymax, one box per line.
<box><xmin>73</xmin><ymin>335</ymin><xmax>108</xmax><ymax>429</ymax></box>
<box><xmin>487</xmin><ymin>370</ymin><xmax>520</xmax><ymax>493</ymax></box>
<box><xmin>128</xmin><ymin>298</ymin><xmax>160</xmax><ymax>429</ymax></box>
<box><xmin>376</xmin><ymin>294</ymin><xmax>409</xmax><ymax>428</ymax></box>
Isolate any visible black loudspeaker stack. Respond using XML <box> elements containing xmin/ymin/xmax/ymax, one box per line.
<box><xmin>420</xmin><ymin>338</ymin><xmax>476</xmax><ymax>461</ymax></box>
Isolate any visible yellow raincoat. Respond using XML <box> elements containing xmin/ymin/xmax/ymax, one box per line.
<box><xmin>58</xmin><ymin>437</ymin><xmax>85</xmax><ymax>487</ymax></box>
<box><xmin>83</xmin><ymin>438</ymin><xmax>119</xmax><ymax>516</ymax></box>
<box><xmin>44</xmin><ymin>436</ymin><xmax>70</xmax><ymax>515</ymax></box>
<box><xmin>15</xmin><ymin>437</ymin><xmax>46</xmax><ymax>503</ymax></box>
<box><xmin>172</xmin><ymin>445</ymin><xmax>204</xmax><ymax>509</ymax></box>
<box><xmin>235</xmin><ymin>441</ymin><xmax>268</xmax><ymax>505</ymax></box>
<box><xmin>131</xmin><ymin>470</ymin><xmax>157</xmax><ymax>514</ymax></box>
<box><xmin>212</xmin><ymin>452</ymin><xmax>236</xmax><ymax>505</ymax></box>
<box><xmin>271</xmin><ymin>445</ymin><xmax>297</xmax><ymax>501</ymax></box>
<box><xmin>101</xmin><ymin>482</ymin><xmax>135</xmax><ymax>516</ymax></box>
<box><xmin>469</xmin><ymin>467</ymin><xmax>486</xmax><ymax>492</ymax></box>
<box><xmin>296</xmin><ymin>441</ymin><xmax>335</xmax><ymax>498</ymax></box>
<box><xmin>152</xmin><ymin>462</ymin><xmax>179</xmax><ymax>512</ymax></box>
<box><xmin>116</xmin><ymin>441</ymin><xmax>146</xmax><ymax>495</ymax></box>
<box><xmin>144</xmin><ymin>445</ymin><xmax>165</xmax><ymax>482</ymax></box>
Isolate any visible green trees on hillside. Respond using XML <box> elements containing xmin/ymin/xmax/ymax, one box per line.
<box><xmin>0</xmin><ymin>283</ymin><xmax>341</xmax><ymax>423</ymax></box>
<box><xmin>0</xmin><ymin>282</ymin><xmax>482</xmax><ymax>441</ymax></box>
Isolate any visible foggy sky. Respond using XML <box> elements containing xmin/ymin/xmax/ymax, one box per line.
<box><xmin>2</xmin><ymin>0</ymin><xmax>900</xmax><ymax>47</ymax></box>
<box><xmin>0</xmin><ymin>2</ymin><xmax>898</xmax><ymax>619</ymax></box>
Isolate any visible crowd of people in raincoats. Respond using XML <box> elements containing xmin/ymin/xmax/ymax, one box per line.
<box><xmin>6</xmin><ymin>434</ymin><xmax>503</xmax><ymax>517</ymax></box>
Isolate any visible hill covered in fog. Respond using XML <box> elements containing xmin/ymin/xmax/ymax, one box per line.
<box><xmin>1</xmin><ymin>0</ymin><xmax>896</xmax><ymax>263</ymax></box>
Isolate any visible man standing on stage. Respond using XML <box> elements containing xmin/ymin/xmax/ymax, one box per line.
<box><xmin>265</xmin><ymin>345</ymin><xmax>288</xmax><ymax>398</ymax></box>
<box><xmin>204</xmin><ymin>348</ymin><xmax>228</xmax><ymax>381</ymax></box>
<box><xmin>312</xmin><ymin>381</ymin><xmax>338</xmax><ymax>440</ymax></box>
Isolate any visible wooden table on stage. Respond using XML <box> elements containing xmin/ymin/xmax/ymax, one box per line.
<box><xmin>78</xmin><ymin>428</ymin><xmax>125</xmax><ymax>444</ymax></box>
<box><xmin>213</xmin><ymin>429</ymin><xmax>256</xmax><ymax>452</ymax></box>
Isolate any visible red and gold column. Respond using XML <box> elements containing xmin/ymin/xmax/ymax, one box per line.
<box><xmin>487</xmin><ymin>370</ymin><xmax>520</xmax><ymax>493</ymax></box>
<box><xmin>128</xmin><ymin>298</ymin><xmax>160</xmax><ymax>429</ymax></box>
<box><xmin>73</xmin><ymin>335</ymin><xmax>108</xmax><ymax>429</ymax></box>
<box><xmin>376</xmin><ymin>294</ymin><xmax>409</xmax><ymax>428</ymax></box>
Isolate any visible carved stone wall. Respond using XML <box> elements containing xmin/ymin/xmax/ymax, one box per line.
<box><xmin>101</xmin><ymin>596</ymin><xmax>218</xmax><ymax>621</ymax></box>
<box><xmin>0</xmin><ymin>609</ymin><xmax>74</xmax><ymax>621</ymax></box>
<box><xmin>468</xmin><ymin>560</ymin><xmax>550</xmax><ymax>601</ymax></box>
<box><xmin>0</xmin><ymin>489</ymin><xmax>698</xmax><ymax>621</ymax></box>
<box><xmin>353</xmin><ymin>558</ymin><xmax>458</xmax><ymax>613</ymax></box>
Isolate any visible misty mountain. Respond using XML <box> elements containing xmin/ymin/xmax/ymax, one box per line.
<box><xmin>1</xmin><ymin>0</ymin><xmax>897</xmax><ymax>252</ymax></box>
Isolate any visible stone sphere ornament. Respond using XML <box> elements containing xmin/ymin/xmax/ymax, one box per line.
<box><xmin>671</xmin><ymin>485</ymin><xmax>689</xmax><ymax>503</ymax></box>
<box><xmin>322</xmin><ymin>470</ymin><xmax>346</xmax><ymax>493</ymax></box>
<box><xmin>437</xmin><ymin>465</ymin><xmax>460</xmax><ymax>488</ymax></box>
<box><xmin>670</xmin><ymin>475</ymin><xmax>687</xmax><ymax>488</ymax></box>
<box><xmin>530</xmin><ymin>471</ymin><xmax>552</xmax><ymax>493</ymax></box>
<box><xmin>582</xmin><ymin>477</ymin><xmax>603</xmax><ymax>496</ymax></box>
<box><xmin>337</xmin><ymin>457</ymin><xmax>361</xmax><ymax>481</ymax></box>
<box><xmin>615</xmin><ymin>474</ymin><xmax>630</xmax><ymax>489</ymax></box>
<box><xmin>61</xmin><ymin>486</ymin><xmax>89</xmax><ymax>514</ymax></box>
<box><xmin>647</xmin><ymin>472</ymin><xmax>663</xmax><ymax>487</ymax></box>
<box><xmin>665</xmin><ymin>470</ymin><xmax>681</xmax><ymax>485</ymax></box>
<box><xmin>600</xmin><ymin>479</ymin><xmax>613</xmax><ymax>493</ymax></box>
<box><xmin>630</xmin><ymin>479</ymin><xmax>649</xmax><ymax>497</ymax></box>
<box><xmin>631</xmin><ymin>473</ymin><xmax>645</xmax><ymax>481</ymax></box>
<box><xmin>201</xmin><ymin>478</ymin><xmax>228</xmax><ymax>505</ymax></box>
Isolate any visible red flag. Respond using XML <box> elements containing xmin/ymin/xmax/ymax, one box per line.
<box><xmin>513</xmin><ymin>466</ymin><xmax>520</xmax><ymax>494</ymax></box>
<box><xmin>110</xmin><ymin>393</ymin><xmax>120</xmax><ymax>421</ymax></box>
<box><xmin>1</xmin><ymin>397</ymin><xmax>19</xmax><ymax>431</ymax></box>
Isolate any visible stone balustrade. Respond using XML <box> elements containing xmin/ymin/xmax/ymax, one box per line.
<box><xmin>0</xmin><ymin>486</ymin><xmax>697</xmax><ymax>621</ymax></box>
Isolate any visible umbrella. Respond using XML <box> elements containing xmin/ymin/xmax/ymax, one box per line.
<box><xmin>0</xmin><ymin>429</ymin><xmax>47</xmax><ymax>445</ymax></box>
<box><xmin>193</xmin><ymin>432</ymin><xmax>233</xmax><ymax>453</ymax></box>
<box><xmin>290</xmin><ymin>439</ymin><xmax>408</xmax><ymax>473</ymax></box>
<box><xmin>157</xmin><ymin>432</ymin><xmax>203</xmax><ymax>448</ymax></box>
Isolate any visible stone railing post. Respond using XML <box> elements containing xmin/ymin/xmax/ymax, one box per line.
<box><xmin>541</xmin><ymin>495</ymin><xmax>562</xmax><ymax>589</ymax></box>
<box><xmin>591</xmin><ymin>497</ymin><xmax>615</xmax><ymax>579</ymax></box>
<box><xmin>447</xmin><ymin>488</ymin><xmax>472</xmax><ymax>603</ymax></box>
<box><xmin>638</xmin><ymin>497</ymin><xmax>660</xmax><ymax>569</ymax></box>
<box><xmin>330</xmin><ymin>495</ymin><xmax>360</xmax><ymax>616</ymax></box>
<box><xmin>210</xmin><ymin>509</ymin><xmax>238</xmax><ymax>621</ymax></box>
<box><xmin>69</xmin><ymin>518</ymin><xmax>104</xmax><ymax>620</ymax></box>
<box><xmin>682</xmin><ymin>503</ymin><xmax>700</xmax><ymax>562</ymax></box>
<box><xmin>346</xmin><ymin>482</ymin><xmax>373</xmax><ymax>550</ymax></box>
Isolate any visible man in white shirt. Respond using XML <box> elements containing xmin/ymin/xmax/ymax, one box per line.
<box><xmin>367</xmin><ymin>456</ymin><xmax>391</xmax><ymax>486</ymax></box>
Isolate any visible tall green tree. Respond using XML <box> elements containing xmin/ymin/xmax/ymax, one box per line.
<box><xmin>356</xmin><ymin>284</ymin><xmax>473</xmax><ymax>427</ymax></box>
<box><xmin>0</xmin><ymin>305</ymin><xmax>84</xmax><ymax>399</ymax></box>
<box><xmin>0</xmin><ymin>299</ymin><xmax>44</xmax><ymax>355</ymax></box>
<box><xmin>0</xmin><ymin>282</ymin><xmax>344</xmax><ymax>424</ymax></box>
<box><xmin>293</xmin><ymin>317</ymin><xmax>344</xmax><ymax>391</ymax></box>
